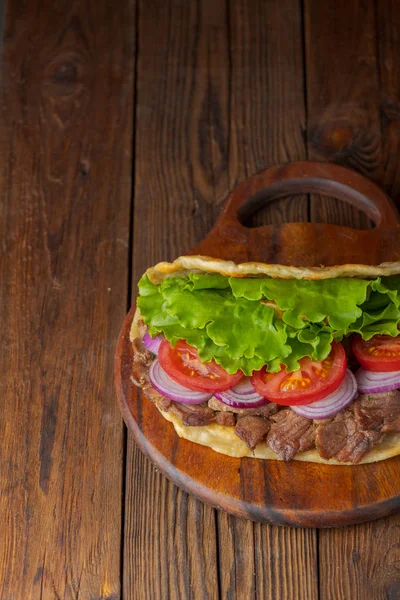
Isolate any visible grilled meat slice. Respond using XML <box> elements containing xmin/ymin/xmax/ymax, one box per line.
<box><xmin>354</xmin><ymin>390</ymin><xmax>400</xmax><ymax>433</ymax></box>
<box><xmin>315</xmin><ymin>416</ymin><xmax>349</xmax><ymax>459</ymax></box>
<box><xmin>208</xmin><ymin>396</ymin><xmax>278</xmax><ymax>418</ymax></box>
<box><xmin>235</xmin><ymin>416</ymin><xmax>270</xmax><ymax>450</ymax></box>
<box><xmin>335</xmin><ymin>429</ymin><xmax>383</xmax><ymax>463</ymax></box>
<box><xmin>298</xmin><ymin>422</ymin><xmax>317</xmax><ymax>452</ymax></box>
<box><xmin>131</xmin><ymin>337</ymin><xmax>153</xmax><ymax>386</ymax></box>
<box><xmin>216</xmin><ymin>411</ymin><xmax>236</xmax><ymax>426</ymax></box>
<box><xmin>143</xmin><ymin>386</ymin><xmax>172</xmax><ymax>411</ymax></box>
<box><xmin>267</xmin><ymin>409</ymin><xmax>315</xmax><ymax>461</ymax></box>
<box><xmin>316</xmin><ymin>409</ymin><xmax>383</xmax><ymax>463</ymax></box>
<box><xmin>169</xmin><ymin>402</ymin><xmax>216</xmax><ymax>426</ymax></box>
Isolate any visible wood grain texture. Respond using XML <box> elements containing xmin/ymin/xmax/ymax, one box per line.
<box><xmin>304</xmin><ymin>1</ymin><xmax>400</xmax><ymax>598</ymax></box>
<box><xmin>217</xmin><ymin>514</ymin><xmax>318</xmax><ymax>600</ymax></box>
<box><xmin>252</xmin><ymin>524</ymin><xmax>318</xmax><ymax>600</ymax></box>
<box><xmin>124</xmin><ymin>1</ymin><xmax>227</xmax><ymax>598</ymax></box>
<box><xmin>124</xmin><ymin>443</ymin><xmax>219</xmax><ymax>600</ymax></box>
<box><xmin>0</xmin><ymin>0</ymin><xmax>134</xmax><ymax>598</ymax></box>
<box><xmin>221</xmin><ymin>6</ymin><xmax>315</xmax><ymax>597</ymax></box>
<box><xmin>319</xmin><ymin>518</ymin><xmax>400</xmax><ymax>600</ymax></box>
<box><xmin>376</xmin><ymin>0</ymin><xmax>400</xmax><ymax>207</ymax></box>
<box><xmin>219</xmin><ymin>2</ymin><xmax>319</xmax><ymax>588</ymax></box>
<box><xmin>227</xmin><ymin>0</ymin><xmax>308</xmax><ymax>227</ymax></box>
<box><xmin>5</xmin><ymin>0</ymin><xmax>400</xmax><ymax>597</ymax></box>
<box><xmin>124</xmin><ymin>0</ymin><xmax>319</xmax><ymax>597</ymax></box>
<box><xmin>305</xmin><ymin>0</ymin><xmax>381</xmax><ymax>229</ymax></box>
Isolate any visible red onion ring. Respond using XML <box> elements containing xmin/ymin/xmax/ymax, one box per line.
<box><xmin>290</xmin><ymin>370</ymin><xmax>357</xmax><ymax>420</ymax></box>
<box><xmin>149</xmin><ymin>359</ymin><xmax>212</xmax><ymax>404</ymax></box>
<box><xmin>215</xmin><ymin>377</ymin><xmax>268</xmax><ymax>408</ymax></box>
<box><xmin>143</xmin><ymin>332</ymin><xmax>163</xmax><ymax>355</ymax></box>
<box><xmin>356</xmin><ymin>367</ymin><xmax>400</xmax><ymax>394</ymax></box>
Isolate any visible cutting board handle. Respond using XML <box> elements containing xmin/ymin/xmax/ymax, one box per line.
<box><xmin>190</xmin><ymin>160</ymin><xmax>400</xmax><ymax>265</ymax></box>
<box><xmin>223</xmin><ymin>161</ymin><xmax>400</xmax><ymax>229</ymax></box>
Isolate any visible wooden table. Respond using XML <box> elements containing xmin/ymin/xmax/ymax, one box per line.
<box><xmin>1</xmin><ymin>0</ymin><xmax>400</xmax><ymax>598</ymax></box>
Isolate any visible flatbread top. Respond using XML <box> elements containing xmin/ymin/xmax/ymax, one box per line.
<box><xmin>145</xmin><ymin>255</ymin><xmax>400</xmax><ymax>283</ymax></box>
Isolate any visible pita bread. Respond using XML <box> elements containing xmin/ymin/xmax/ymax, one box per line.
<box><xmin>145</xmin><ymin>255</ymin><xmax>400</xmax><ymax>284</ymax></box>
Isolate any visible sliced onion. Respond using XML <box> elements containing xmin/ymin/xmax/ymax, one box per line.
<box><xmin>215</xmin><ymin>377</ymin><xmax>268</xmax><ymax>409</ymax></box>
<box><xmin>149</xmin><ymin>359</ymin><xmax>212</xmax><ymax>404</ymax></box>
<box><xmin>143</xmin><ymin>332</ymin><xmax>163</xmax><ymax>355</ymax></box>
<box><xmin>291</xmin><ymin>370</ymin><xmax>357</xmax><ymax>420</ymax></box>
<box><xmin>356</xmin><ymin>367</ymin><xmax>400</xmax><ymax>394</ymax></box>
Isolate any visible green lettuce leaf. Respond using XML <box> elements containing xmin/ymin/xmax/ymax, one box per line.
<box><xmin>136</xmin><ymin>273</ymin><xmax>400</xmax><ymax>375</ymax></box>
<box><xmin>232</xmin><ymin>277</ymin><xmax>370</xmax><ymax>330</ymax></box>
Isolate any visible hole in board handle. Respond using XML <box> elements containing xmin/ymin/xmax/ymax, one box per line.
<box><xmin>237</xmin><ymin>178</ymin><xmax>377</xmax><ymax>230</ymax></box>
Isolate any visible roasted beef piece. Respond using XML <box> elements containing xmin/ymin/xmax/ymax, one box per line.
<box><xmin>208</xmin><ymin>397</ymin><xmax>278</xmax><ymax>418</ymax></box>
<box><xmin>354</xmin><ymin>390</ymin><xmax>400</xmax><ymax>433</ymax></box>
<box><xmin>316</xmin><ymin>409</ymin><xmax>383</xmax><ymax>463</ymax></box>
<box><xmin>216</xmin><ymin>411</ymin><xmax>236</xmax><ymax>426</ymax></box>
<box><xmin>131</xmin><ymin>337</ymin><xmax>173</xmax><ymax>411</ymax></box>
<box><xmin>144</xmin><ymin>386</ymin><xmax>172</xmax><ymax>411</ymax></box>
<box><xmin>235</xmin><ymin>416</ymin><xmax>270</xmax><ymax>450</ymax></box>
<box><xmin>169</xmin><ymin>402</ymin><xmax>215</xmax><ymax>426</ymax></box>
<box><xmin>131</xmin><ymin>337</ymin><xmax>153</xmax><ymax>386</ymax></box>
<box><xmin>336</xmin><ymin>429</ymin><xmax>383</xmax><ymax>463</ymax></box>
<box><xmin>315</xmin><ymin>416</ymin><xmax>348</xmax><ymax>459</ymax></box>
<box><xmin>298</xmin><ymin>422</ymin><xmax>317</xmax><ymax>452</ymax></box>
<box><xmin>267</xmin><ymin>409</ymin><xmax>315</xmax><ymax>461</ymax></box>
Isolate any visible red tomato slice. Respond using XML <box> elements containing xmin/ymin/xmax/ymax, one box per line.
<box><xmin>250</xmin><ymin>342</ymin><xmax>347</xmax><ymax>406</ymax></box>
<box><xmin>158</xmin><ymin>340</ymin><xmax>243</xmax><ymax>392</ymax></box>
<box><xmin>352</xmin><ymin>334</ymin><xmax>400</xmax><ymax>372</ymax></box>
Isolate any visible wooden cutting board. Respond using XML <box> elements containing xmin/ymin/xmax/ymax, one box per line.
<box><xmin>115</xmin><ymin>161</ymin><xmax>400</xmax><ymax>527</ymax></box>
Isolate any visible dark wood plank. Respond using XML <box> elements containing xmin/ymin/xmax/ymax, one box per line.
<box><xmin>124</xmin><ymin>1</ymin><xmax>225</xmax><ymax>597</ymax></box>
<box><xmin>125</xmin><ymin>1</ymin><xmax>317</xmax><ymax>597</ymax></box>
<box><xmin>253</xmin><ymin>524</ymin><xmax>318</xmax><ymax>599</ymax></box>
<box><xmin>305</xmin><ymin>1</ymin><xmax>400</xmax><ymax>598</ymax></box>
<box><xmin>220</xmin><ymin>1</ymin><xmax>317</xmax><ymax>596</ymax></box>
<box><xmin>319</xmin><ymin>519</ymin><xmax>400</xmax><ymax>600</ymax></box>
<box><xmin>218</xmin><ymin>0</ymin><xmax>317</xmax><ymax>597</ymax></box>
<box><xmin>0</xmin><ymin>0</ymin><xmax>134</xmax><ymax>598</ymax></box>
<box><xmin>305</xmin><ymin>0</ymin><xmax>381</xmax><ymax>229</ymax></box>
<box><xmin>377</xmin><ymin>0</ymin><xmax>400</xmax><ymax>208</ymax></box>
<box><xmin>228</xmin><ymin>0</ymin><xmax>308</xmax><ymax>228</ymax></box>
<box><xmin>216</xmin><ymin>514</ymin><xmax>318</xmax><ymax>600</ymax></box>
<box><xmin>124</xmin><ymin>448</ymin><xmax>219</xmax><ymax>600</ymax></box>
